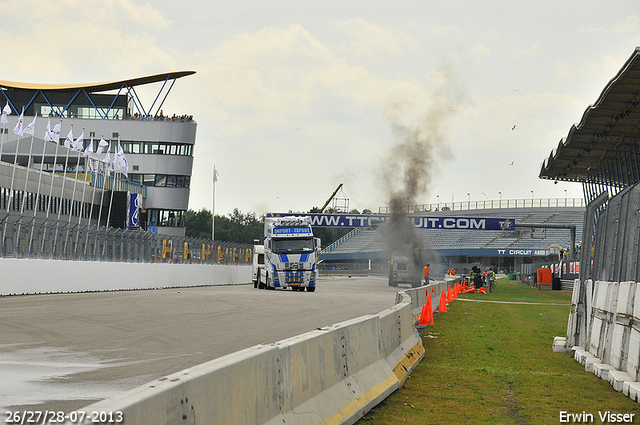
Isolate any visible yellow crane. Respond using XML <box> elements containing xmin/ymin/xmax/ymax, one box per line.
<box><xmin>319</xmin><ymin>183</ymin><xmax>343</xmax><ymax>213</ymax></box>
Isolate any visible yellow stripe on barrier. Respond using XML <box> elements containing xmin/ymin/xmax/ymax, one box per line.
<box><xmin>322</xmin><ymin>374</ymin><xmax>399</xmax><ymax>425</ymax></box>
<box><xmin>392</xmin><ymin>342</ymin><xmax>425</xmax><ymax>384</ymax></box>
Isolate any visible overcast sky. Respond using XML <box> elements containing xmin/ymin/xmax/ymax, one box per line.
<box><xmin>0</xmin><ymin>1</ymin><xmax>638</xmax><ymax>216</ymax></box>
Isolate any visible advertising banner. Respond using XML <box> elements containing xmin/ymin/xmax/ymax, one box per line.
<box><xmin>268</xmin><ymin>213</ymin><xmax>515</xmax><ymax>231</ymax></box>
<box><xmin>128</xmin><ymin>193</ymin><xmax>142</xmax><ymax>227</ymax></box>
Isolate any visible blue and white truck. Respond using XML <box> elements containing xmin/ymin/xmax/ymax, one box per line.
<box><xmin>254</xmin><ymin>215</ymin><xmax>320</xmax><ymax>292</ymax></box>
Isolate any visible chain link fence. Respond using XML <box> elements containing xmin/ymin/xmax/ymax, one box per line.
<box><xmin>0</xmin><ymin>212</ymin><xmax>252</xmax><ymax>265</ymax></box>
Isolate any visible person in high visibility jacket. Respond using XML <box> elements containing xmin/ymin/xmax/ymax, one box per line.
<box><xmin>423</xmin><ymin>263</ymin><xmax>430</xmax><ymax>285</ymax></box>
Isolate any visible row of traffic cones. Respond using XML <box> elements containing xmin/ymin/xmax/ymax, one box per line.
<box><xmin>418</xmin><ymin>280</ymin><xmax>486</xmax><ymax>326</ymax></box>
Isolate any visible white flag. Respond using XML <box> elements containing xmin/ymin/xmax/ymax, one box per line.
<box><xmin>213</xmin><ymin>167</ymin><xmax>219</xmax><ymax>183</ymax></box>
<box><xmin>72</xmin><ymin>131</ymin><xmax>84</xmax><ymax>151</ymax></box>
<box><xmin>13</xmin><ymin>110</ymin><xmax>24</xmax><ymax>136</ymax></box>
<box><xmin>51</xmin><ymin>123</ymin><xmax>61</xmax><ymax>143</ymax></box>
<box><xmin>64</xmin><ymin>128</ymin><xmax>73</xmax><ymax>149</ymax></box>
<box><xmin>96</xmin><ymin>138</ymin><xmax>108</xmax><ymax>154</ymax></box>
<box><xmin>104</xmin><ymin>145</ymin><xmax>113</xmax><ymax>171</ymax></box>
<box><xmin>44</xmin><ymin>119</ymin><xmax>53</xmax><ymax>141</ymax></box>
<box><xmin>115</xmin><ymin>142</ymin><xmax>128</xmax><ymax>177</ymax></box>
<box><xmin>83</xmin><ymin>138</ymin><xmax>94</xmax><ymax>156</ymax></box>
<box><xmin>0</xmin><ymin>103</ymin><xmax>10</xmax><ymax>124</ymax></box>
<box><xmin>23</xmin><ymin>115</ymin><xmax>37</xmax><ymax>136</ymax></box>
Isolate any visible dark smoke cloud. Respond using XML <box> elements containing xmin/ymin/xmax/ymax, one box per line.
<box><xmin>378</xmin><ymin>64</ymin><xmax>466</xmax><ymax>266</ymax></box>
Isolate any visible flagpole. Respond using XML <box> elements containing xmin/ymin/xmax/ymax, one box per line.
<box><xmin>42</xmin><ymin>120</ymin><xmax>62</xmax><ymax>257</ymax></box>
<box><xmin>85</xmin><ymin>156</ymin><xmax>99</xmax><ymax>260</ymax></box>
<box><xmin>7</xmin><ymin>107</ymin><xmax>24</xmax><ymax>213</ymax></box>
<box><xmin>95</xmin><ymin>148</ymin><xmax>108</xmax><ymax>260</ymax></box>
<box><xmin>30</xmin><ymin>117</ymin><xmax>50</xmax><ymax>256</ymax></box>
<box><xmin>57</xmin><ymin>125</ymin><xmax>73</xmax><ymax>221</ymax></box>
<box><xmin>89</xmin><ymin>139</ymin><xmax>106</xmax><ymax>260</ymax></box>
<box><xmin>20</xmin><ymin>114</ymin><xmax>37</xmax><ymax>215</ymax></box>
<box><xmin>68</xmin><ymin>128</ymin><xmax>83</xmax><ymax>224</ymax></box>
<box><xmin>18</xmin><ymin>114</ymin><xmax>37</xmax><ymax>254</ymax></box>
<box><xmin>46</xmin><ymin>120</ymin><xmax>62</xmax><ymax>217</ymax></box>
<box><xmin>78</xmin><ymin>136</ymin><xmax>91</xmax><ymax>227</ymax></box>
<box><xmin>212</xmin><ymin>166</ymin><xmax>216</xmax><ymax>241</ymax></box>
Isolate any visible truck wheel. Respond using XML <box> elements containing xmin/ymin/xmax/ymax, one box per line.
<box><xmin>306</xmin><ymin>287</ymin><xmax>316</xmax><ymax>292</ymax></box>
<box><xmin>254</xmin><ymin>267</ymin><xmax>261</xmax><ymax>288</ymax></box>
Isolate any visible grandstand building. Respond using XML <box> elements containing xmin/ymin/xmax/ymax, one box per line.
<box><xmin>319</xmin><ymin>202</ymin><xmax>585</xmax><ymax>277</ymax></box>
<box><xmin>0</xmin><ymin>71</ymin><xmax>195</xmax><ymax>237</ymax></box>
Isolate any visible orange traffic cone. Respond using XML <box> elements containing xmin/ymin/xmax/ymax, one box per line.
<box><xmin>448</xmin><ymin>286</ymin><xmax>454</xmax><ymax>302</ymax></box>
<box><xmin>454</xmin><ymin>282</ymin><xmax>459</xmax><ymax>298</ymax></box>
<box><xmin>438</xmin><ymin>289</ymin><xmax>447</xmax><ymax>312</ymax></box>
<box><xmin>419</xmin><ymin>294</ymin><xmax>434</xmax><ymax>326</ymax></box>
<box><xmin>478</xmin><ymin>287</ymin><xmax>487</xmax><ymax>294</ymax></box>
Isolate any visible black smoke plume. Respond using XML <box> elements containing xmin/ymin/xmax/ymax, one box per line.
<box><xmin>378</xmin><ymin>65</ymin><xmax>465</xmax><ymax>278</ymax></box>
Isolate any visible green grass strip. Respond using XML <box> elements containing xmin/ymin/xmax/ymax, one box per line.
<box><xmin>359</xmin><ymin>279</ymin><xmax>639</xmax><ymax>424</ymax></box>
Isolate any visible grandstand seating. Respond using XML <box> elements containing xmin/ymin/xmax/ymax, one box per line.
<box><xmin>321</xmin><ymin>207</ymin><xmax>584</xmax><ymax>257</ymax></box>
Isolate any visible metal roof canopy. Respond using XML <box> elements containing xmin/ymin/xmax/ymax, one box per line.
<box><xmin>0</xmin><ymin>71</ymin><xmax>195</xmax><ymax>121</ymax></box>
<box><xmin>539</xmin><ymin>47</ymin><xmax>640</xmax><ymax>203</ymax></box>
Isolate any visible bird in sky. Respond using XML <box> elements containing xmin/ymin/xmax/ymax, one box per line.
<box><xmin>509</xmin><ymin>161</ymin><xmax>515</xmax><ymax>166</ymax></box>
<box><xmin>512</xmin><ymin>125</ymin><xmax>516</xmax><ymax>130</ymax></box>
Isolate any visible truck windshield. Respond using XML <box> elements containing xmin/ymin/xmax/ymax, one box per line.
<box><xmin>272</xmin><ymin>237</ymin><xmax>314</xmax><ymax>254</ymax></box>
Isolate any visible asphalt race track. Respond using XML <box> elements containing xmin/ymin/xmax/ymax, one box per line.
<box><xmin>0</xmin><ymin>275</ymin><xmax>400</xmax><ymax>414</ymax></box>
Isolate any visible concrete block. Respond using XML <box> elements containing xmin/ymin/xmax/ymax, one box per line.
<box><xmin>552</xmin><ymin>337</ymin><xmax>568</xmax><ymax>353</ymax></box>
<box><xmin>608</xmin><ymin>370</ymin><xmax>634</xmax><ymax>392</ymax></box>
<box><xmin>592</xmin><ymin>362</ymin><xmax>615</xmax><ymax>380</ymax></box>
<box><xmin>63</xmin><ymin>343</ymin><xmax>282</xmax><ymax>425</ymax></box>
<box><xmin>626</xmin><ymin>329</ymin><xmax>640</xmax><ymax>380</ymax></box>
<box><xmin>588</xmin><ymin>317</ymin><xmax>604</xmax><ymax>356</ymax></box>
<box><xmin>609</xmin><ymin>323</ymin><xmax>626</xmax><ymax>370</ymax></box>
<box><xmin>573</xmin><ymin>347</ymin><xmax>590</xmax><ymax>364</ymax></box>
<box><xmin>378</xmin><ymin>302</ymin><xmax>414</xmax><ymax>360</ymax></box>
<box><xmin>584</xmin><ymin>356</ymin><xmax>602</xmax><ymax>372</ymax></box>
<box><xmin>277</xmin><ymin>315</ymin><xmax>399</xmax><ymax>425</ymax></box>
<box><xmin>593</xmin><ymin>281</ymin><xmax>609</xmax><ymax>311</ymax></box>
<box><xmin>622</xmin><ymin>381</ymin><xmax>640</xmax><ymax>402</ymax></box>
<box><xmin>634</xmin><ymin>283</ymin><xmax>640</xmax><ymax>320</ymax></box>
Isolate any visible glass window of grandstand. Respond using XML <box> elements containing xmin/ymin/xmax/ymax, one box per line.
<box><xmin>141</xmin><ymin>142</ymin><xmax>192</xmax><ymax>156</ymax></box>
<box><xmin>142</xmin><ymin>175</ymin><xmax>154</xmax><ymax>186</ymax></box>
<box><xmin>122</xmin><ymin>141</ymin><xmax>143</xmax><ymax>154</ymax></box>
<box><xmin>132</xmin><ymin>174</ymin><xmax>189</xmax><ymax>188</ymax></box>
<box><xmin>38</xmin><ymin>105</ymin><xmax>124</xmax><ymax>120</ymax></box>
<box><xmin>155</xmin><ymin>175</ymin><xmax>167</xmax><ymax>187</ymax></box>
<box><xmin>147</xmin><ymin>209</ymin><xmax>185</xmax><ymax>227</ymax></box>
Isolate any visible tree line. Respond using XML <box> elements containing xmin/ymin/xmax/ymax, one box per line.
<box><xmin>185</xmin><ymin>207</ymin><xmax>371</xmax><ymax>247</ymax></box>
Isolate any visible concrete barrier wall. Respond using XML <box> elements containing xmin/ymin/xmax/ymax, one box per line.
<box><xmin>0</xmin><ymin>258</ymin><xmax>251</xmax><ymax>295</ymax></box>
<box><xmin>567</xmin><ymin>279</ymin><xmax>640</xmax><ymax>401</ymax></box>
<box><xmin>63</xmin><ymin>280</ymin><xmax>435</xmax><ymax>425</ymax></box>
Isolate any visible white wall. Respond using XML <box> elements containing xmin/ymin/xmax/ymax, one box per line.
<box><xmin>0</xmin><ymin>258</ymin><xmax>251</xmax><ymax>295</ymax></box>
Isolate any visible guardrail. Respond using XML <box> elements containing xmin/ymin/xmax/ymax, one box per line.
<box><xmin>378</xmin><ymin>197</ymin><xmax>584</xmax><ymax>214</ymax></box>
<box><xmin>63</xmin><ymin>276</ymin><xmax>462</xmax><ymax>425</ymax></box>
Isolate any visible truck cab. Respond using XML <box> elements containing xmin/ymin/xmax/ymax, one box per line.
<box><xmin>256</xmin><ymin>216</ymin><xmax>321</xmax><ymax>292</ymax></box>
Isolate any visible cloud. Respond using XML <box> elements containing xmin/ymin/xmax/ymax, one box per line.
<box><xmin>336</xmin><ymin>18</ymin><xmax>416</xmax><ymax>57</ymax></box>
<box><xmin>473</xmin><ymin>43</ymin><xmax>492</xmax><ymax>58</ymax></box>
<box><xmin>0</xmin><ymin>0</ymin><xmax>174</xmax><ymax>83</ymax></box>
<box><xmin>185</xmin><ymin>23</ymin><xmax>465</xmax><ymax>213</ymax></box>
<box><xmin>514</xmin><ymin>43</ymin><xmax>538</xmax><ymax>59</ymax></box>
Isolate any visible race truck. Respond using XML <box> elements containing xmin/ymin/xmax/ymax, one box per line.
<box><xmin>255</xmin><ymin>215</ymin><xmax>321</xmax><ymax>292</ymax></box>
<box><xmin>388</xmin><ymin>252</ymin><xmax>425</xmax><ymax>288</ymax></box>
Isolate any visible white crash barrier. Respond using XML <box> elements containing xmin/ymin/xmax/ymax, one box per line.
<box><xmin>64</xmin><ymin>282</ymin><xmax>436</xmax><ymax>425</ymax></box>
<box><xmin>565</xmin><ymin>280</ymin><xmax>640</xmax><ymax>402</ymax></box>
<box><xmin>0</xmin><ymin>258</ymin><xmax>251</xmax><ymax>295</ymax></box>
